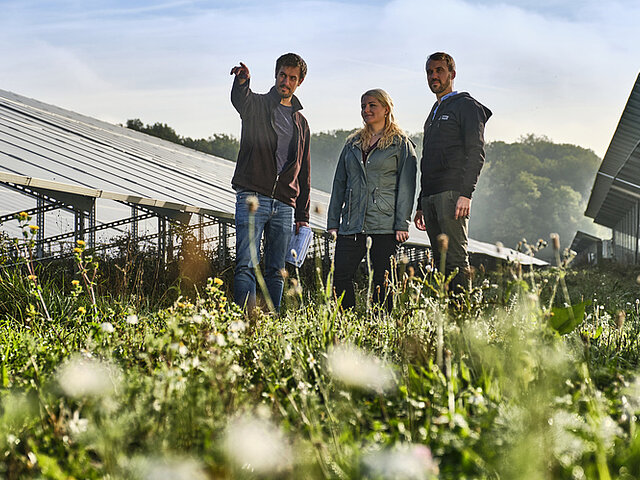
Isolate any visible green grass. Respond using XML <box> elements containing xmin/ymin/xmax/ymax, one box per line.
<box><xmin>2</xmin><ymin>230</ymin><xmax>640</xmax><ymax>478</ymax></box>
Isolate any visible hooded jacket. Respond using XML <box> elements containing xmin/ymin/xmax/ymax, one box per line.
<box><xmin>417</xmin><ymin>92</ymin><xmax>492</xmax><ymax>210</ymax></box>
<box><xmin>231</xmin><ymin>77</ymin><xmax>311</xmax><ymax>223</ymax></box>
<box><xmin>327</xmin><ymin>134</ymin><xmax>417</xmax><ymax>235</ymax></box>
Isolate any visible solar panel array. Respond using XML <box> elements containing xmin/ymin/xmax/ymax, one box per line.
<box><xmin>0</xmin><ymin>88</ymin><xmax>546</xmax><ymax>265</ymax></box>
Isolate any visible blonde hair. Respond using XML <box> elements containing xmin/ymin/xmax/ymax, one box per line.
<box><xmin>350</xmin><ymin>88</ymin><xmax>407</xmax><ymax>150</ymax></box>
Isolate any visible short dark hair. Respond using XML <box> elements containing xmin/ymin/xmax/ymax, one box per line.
<box><xmin>426</xmin><ymin>52</ymin><xmax>455</xmax><ymax>73</ymax></box>
<box><xmin>275</xmin><ymin>53</ymin><xmax>307</xmax><ymax>81</ymax></box>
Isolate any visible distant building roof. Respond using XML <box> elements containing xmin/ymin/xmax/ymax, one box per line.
<box><xmin>570</xmin><ymin>230</ymin><xmax>603</xmax><ymax>253</ymax></box>
<box><xmin>586</xmin><ymin>73</ymin><xmax>640</xmax><ymax>227</ymax></box>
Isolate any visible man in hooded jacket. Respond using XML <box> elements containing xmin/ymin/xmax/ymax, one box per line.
<box><xmin>414</xmin><ymin>52</ymin><xmax>492</xmax><ymax>292</ymax></box>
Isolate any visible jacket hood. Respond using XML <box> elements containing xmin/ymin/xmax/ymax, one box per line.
<box><xmin>441</xmin><ymin>92</ymin><xmax>492</xmax><ymax>120</ymax></box>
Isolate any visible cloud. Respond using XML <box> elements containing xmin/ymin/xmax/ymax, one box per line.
<box><xmin>1</xmin><ymin>0</ymin><xmax>638</xmax><ymax>154</ymax></box>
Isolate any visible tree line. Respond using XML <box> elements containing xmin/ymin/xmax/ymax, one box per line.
<box><xmin>126</xmin><ymin>119</ymin><xmax>604</xmax><ymax>260</ymax></box>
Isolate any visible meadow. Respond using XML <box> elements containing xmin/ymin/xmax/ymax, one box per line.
<box><xmin>1</xmin><ymin>216</ymin><xmax>640</xmax><ymax>479</ymax></box>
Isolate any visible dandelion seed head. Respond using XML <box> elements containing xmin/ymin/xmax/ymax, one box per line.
<box><xmin>126</xmin><ymin>314</ymin><xmax>139</xmax><ymax>325</ymax></box>
<box><xmin>100</xmin><ymin>322</ymin><xmax>114</xmax><ymax>333</ymax></box>
<box><xmin>363</xmin><ymin>444</ymin><xmax>439</xmax><ymax>479</ymax></box>
<box><xmin>246</xmin><ymin>195</ymin><xmax>259</xmax><ymax>213</ymax></box>
<box><xmin>133</xmin><ymin>457</ymin><xmax>208</xmax><ymax>480</ymax></box>
<box><xmin>327</xmin><ymin>345</ymin><xmax>395</xmax><ymax>393</ymax></box>
<box><xmin>437</xmin><ymin>233</ymin><xmax>449</xmax><ymax>253</ymax></box>
<box><xmin>225</xmin><ymin>416</ymin><xmax>292</xmax><ymax>474</ymax></box>
<box><xmin>57</xmin><ymin>355</ymin><xmax>116</xmax><ymax>398</ymax></box>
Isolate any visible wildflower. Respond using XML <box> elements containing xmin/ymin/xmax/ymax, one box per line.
<box><xmin>229</xmin><ymin>320</ymin><xmax>246</xmax><ymax>333</ymax></box>
<box><xmin>27</xmin><ymin>274</ymin><xmax>37</xmax><ymax>282</ymax></box>
<box><xmin>126</xmin><ymin>314</ymin><xmax>139</xmax><ymax>325</ymax></box>
<box><xmin>100</xmin><ymin>322</ymin><xmax>114</xmax><ymax>333</ymax></box>
<box><xmin>73</xmin><ymin>247</ymin><xmax>82</xmax><ymax>254</ymax></box>
<box><xmin>71</xmin><ymin>280</ymin><xmax>80</xmax><ymax>286</ymax></box>
<box><xmin>307</xmin><ymin>354</ymin><xmax>317</xmax><ymax>368</ymax></box>
<box><xmin>327</xmin><ymin>344</ymin><xmax>395</xmax><ymax>393</ymax></box>
<box><xmin>17</xmin><ymin>211</ymin><xmax>29</xmax><ymax>221</ymax></box>
<box><xmin>68</xmin><ymin>410</ymin><xmax>89</xmax><ymax>435</ymax></box>
<box><xmin>178</xmin><ymin>343</ymin><xmax>188</xmax><ymax>356</ymax></box>
<box><xmin>283</xmin><ymin>343</ymin><xmax>292</xmax><ymax>361</ymax></box>
<box><xmin>213</xmin><ymin>277</ymin><xmax>224</xmax><ymax>286</ymax></box>
<box><xmin>29</xmin><ymin>225</ymin><xmax>39</xmax><ymax>233</ymax></box>
<box><xmin>76</xmin><ymin>240</ymin><xmax>86</xmax><ymax>247</ymax></box>
<box><xmin>57</xmin><ymin>355</ymin><xmax>116</xmax><ymax>398</ymax></box>
<box><xmin>225</xmin><ymin>415</ymin><xmax>292</xmax><ymax>474</ymax></box>
<box><xmin>246</xmin><ymin>195</ymin><xmax>259</xmax><ymax>213</ymax></box>
<box><xmin>214</xmin><ymin>332</ymin><xmax>227</xmax><ymax>347</ymax></box>
<box><xmin>77</xmin><ymin>306</ymin><xmax>86</xmax><ymax>314</ymax></box>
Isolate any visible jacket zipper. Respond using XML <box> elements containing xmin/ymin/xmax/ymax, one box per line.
<box><xmin>347</xmin><ymin>189</ymin><xmax>352</xmax><ymax>225</ymax></box>
<box><xmin>271</xmin><ymin>174</ymin><xmax>280</xmax><ymax>198</ymax></box>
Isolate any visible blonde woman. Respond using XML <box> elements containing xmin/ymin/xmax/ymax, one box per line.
<box><xmin>327</xmin><ymin>89</ymin><xmax>417</xmax><ymax>310</ymax></box>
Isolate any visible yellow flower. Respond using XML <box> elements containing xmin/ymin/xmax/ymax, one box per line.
<box><xmin>27</xmin><ymin>274</ymin><xmax>37</xmax><ymax>282</ymax></box>
<box><xmin>213</xmin><ymin>277</ymin><xmax>224</xmax><ymax>286</ymax></box>
<box><xmin>77</xmin><ymin>306</ymin><xmax>86</xmax><ymax>314</ymax></box>
<box><xmin>29</xmin><ymin>225</ymin><xmax>39</xmax><ymax>232</ymax></box>
<box><xmin>18</xmin><ymin>211</ymin><xmax>29</xmax><ymax>221</ymax></box>
<box><xmin>76</xmin><ymin>240</ymin><xmax>86</xmax><ymax>247</ymax></box>
<box><xmin>71</xmin><ymin>280</ymin><xmax>80</xmax><ymax>286</ymax></box>
<box><xmin>73</xmin><ymin>247</ymin><xmax>82</xmax><ymax>254</ymax></box>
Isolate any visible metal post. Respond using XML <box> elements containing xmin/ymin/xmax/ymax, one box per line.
<box><xmin>158</xmin><ymin>217</ymin><xmax>166</xmax><ymax>269</ymax></box>
<box><xmin>36</xmin><ymin>194</ymin><xmax>44</xmax><ymax>258</ymax></box>
<box><xmin>131</xmin><ymin>205</ymin><xmax>139</xmax><ymax>241</ymax></box>
<box><xmin>89</xmin><ymin>199</ymin><xmax>96</xmax><ymax>250</ymax></box>
<box><xmin>75</xmin><ymin>209</ymin><xmax>86</xmax><ymax>245</ymax></box>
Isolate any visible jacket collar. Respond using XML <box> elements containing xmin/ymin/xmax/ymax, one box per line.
<box><xmin>267</xmin><ymin>86</ymin><xmax>304</xmax><ymax>113</ymax></box>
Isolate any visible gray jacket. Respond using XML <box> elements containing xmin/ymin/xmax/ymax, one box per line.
<box><xmin>327</xmin><ymin>134</ymin><xmax>417</xmax><ymax>235</ymax></box>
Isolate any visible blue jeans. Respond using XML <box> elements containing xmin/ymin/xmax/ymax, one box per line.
<box><xmin>234</xmin><ymin>191</ymin><xmax>294</xmax><ymax>311</ymax></box>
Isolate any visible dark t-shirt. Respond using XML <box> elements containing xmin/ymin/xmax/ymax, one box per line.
<box><xmin>273</xmin><ymin>103</ymin><xmax>294</xmax><ymax>173</ymax></box>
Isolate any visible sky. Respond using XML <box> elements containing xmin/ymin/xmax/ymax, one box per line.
<box><xmin>1</xmin><ymin>0</ymin><xmax>639</xmax><ymax>158</ymax></box>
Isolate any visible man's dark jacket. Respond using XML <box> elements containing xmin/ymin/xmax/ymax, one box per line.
<box><xmin>417</xmin><ymin>92</ymin><xmax>492</xmax><ymax>210</ymax></box>
<box><xmin>231</xmin><ymin>77</ymin><xmax>311</xmax><ymax>223</ymax></box>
